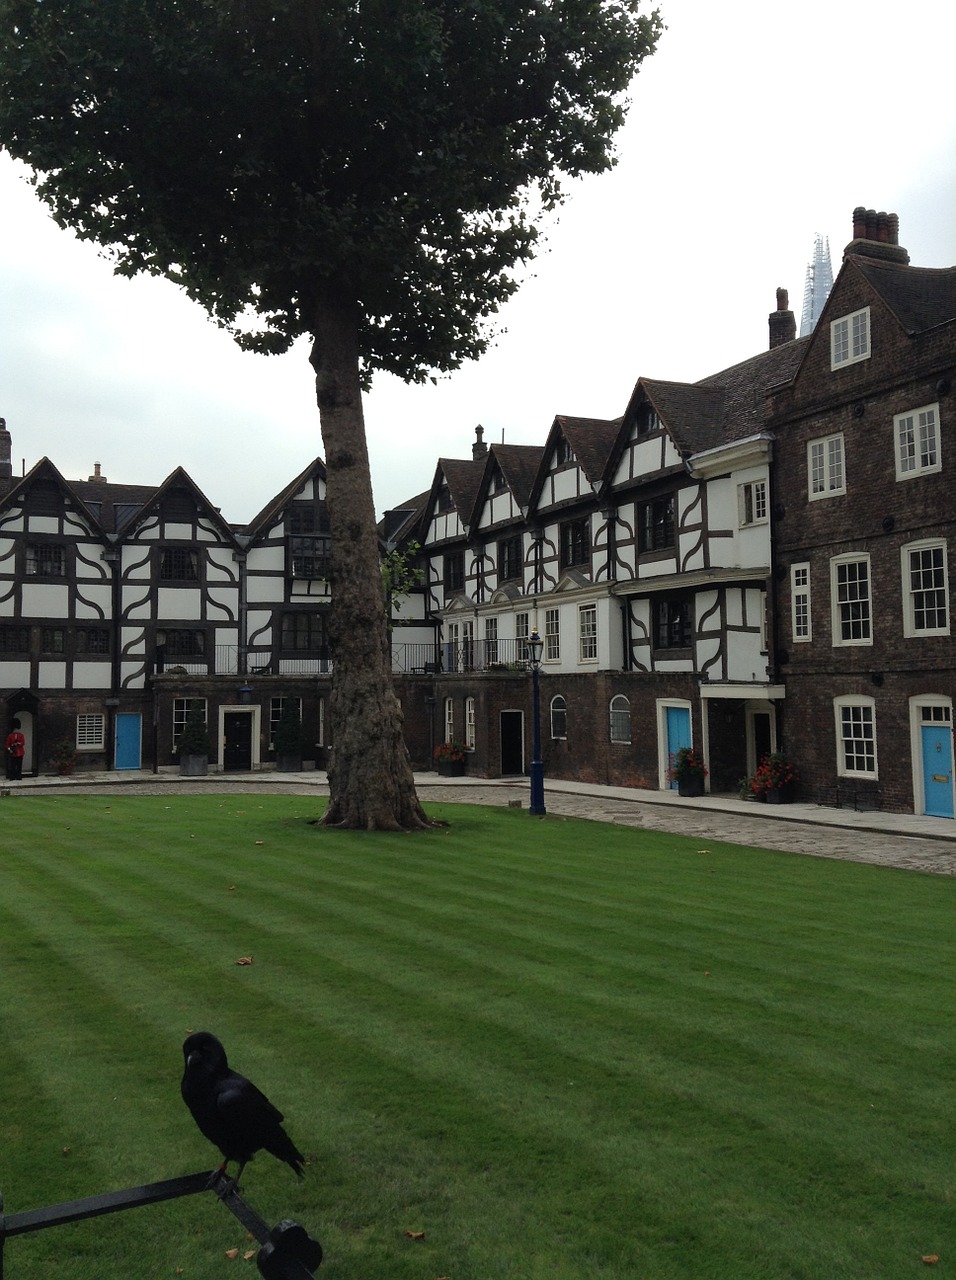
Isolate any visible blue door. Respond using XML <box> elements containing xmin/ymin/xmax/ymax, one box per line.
<box><xmin>115</xmin><ymin>713</ymin><xmax>142</xmax><ymax>770</ymax></box>
<box><xmin>922</xmin><ymin>723</ymin><xmax>954</xmax><ymax>818</ymax></box>
<box><xmin>665</xmin><ymin>705</ymin><xmax>692</xmax><ymax>790</ymax></box>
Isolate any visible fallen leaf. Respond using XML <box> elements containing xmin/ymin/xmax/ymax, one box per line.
<box><xmin>697</xmin><ymin>849</ymin><xmax>711</xmax><ymax>855</ymax></box>
<box><xmin>404</xmin><ymin>1230</ymin><xmax>426</xmax><ymax>1241</ymax></box>
<box><xmin>921</xmin><ymin>1256</ymin><xmax>940</xmax><ymax>1265</ymax></box>
<box><xmin>62</xmin><ymin>1146</ymin><xmax>71</xmax><ymax>1155</ymax></box>
<box><xmin>228</xmin><ymin>885</ymin><xmax>237</xmax><ymax>891</ymax></box>
<box><xmin>225</xmin><ymin>1247</ymin><xmax>240</xmax><ymax>1259</ymax></box>
<box><xmin>255</xmin><ymin>839</ymin><xmax>264</xmax><ymax>845</ymax></box>
<box><xmin>243</xmin><ymin>1249</ymin><xmax>256</xmax><ymax>1260</ymax></box>
<box><xmin>235</xmin><ymin>956</ymin><xmax>254</xmax><ymax>966</ymax></box>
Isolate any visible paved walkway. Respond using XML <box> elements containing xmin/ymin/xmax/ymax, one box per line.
<box><xmin>5</xmin><ymin>768</ymin><xmax>955</xmax><ymax>876</ymax></box>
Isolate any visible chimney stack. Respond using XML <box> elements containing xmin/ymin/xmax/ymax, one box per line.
<box><xmin>87</xmin><ymin>462</ymin><xmax>107</xmax><ymax>482</ymax></box>
<box><xmin>846</xmin><ymin>206</ymin><xmax>909</xmax><ymax>264</ymax></box>
<box><xmin>472</xmin><ymin>424</ymin><xmax>488</xmax><ymax>461</ymax></box>
<box><xmin>0</xmin><ymin>418</ymin><xmax>11</xmax><ymax>481</ymax></box>
<box><xmin>768</xmin><ymin>287</ymin><xmax>796</xmax><ymax>349</ymax></box>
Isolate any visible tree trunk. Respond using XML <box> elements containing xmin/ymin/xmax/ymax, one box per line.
<box><xmin>310</xmin><ymin>291</ymin><xmax>431</xmax><ymax>830</ymax></box>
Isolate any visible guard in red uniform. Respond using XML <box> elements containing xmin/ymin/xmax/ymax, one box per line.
<box><xmin>6</xmin><ymin>718</ymin><xmax>25</xmax><ymax>780</ymax></box>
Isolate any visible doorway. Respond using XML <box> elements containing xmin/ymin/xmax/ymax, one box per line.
<box><xmin>223</xmin><ymin>711</ymin><xmax>253</xmax><ymax>771</ymax></box>
<box><xmin>115</xmin><ymin>713</ymin><xmax>142</xmax><ymax>770</ymax></box>
<box><xmin>659</xmin><ymin>701</ymin><xmax>691</xmax><ymax>789</ymax></box>
<box><xmin>912</xmin><ymin>700</ymin><xmax>954</xmax><ymax>818</ymax></box>
<box><xmin>500</xmin><ymin>710</ymin><xmax>524</xmax><ymax>775</ymax></box>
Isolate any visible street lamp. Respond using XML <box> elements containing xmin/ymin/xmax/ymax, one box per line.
<box><xmin>527</xmin><ymin>627</ymin><xmax>546</xmax><ymax>815</ymax></box>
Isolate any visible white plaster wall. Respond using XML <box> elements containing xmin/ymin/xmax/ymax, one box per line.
<box><xmin>21</xmin><ymin>585</ymin><xmax>69</xmax><ymax>617</ymax></box>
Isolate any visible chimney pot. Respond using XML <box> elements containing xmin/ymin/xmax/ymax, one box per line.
<box><xmin>776</xmin><ymin>287</ymin><xmax>789</xmax><ymax>311</ymax></box>
<box><xmin>768</xmin><ymin>288</ymin><xmax>796</xmax><ymax>349</ymax></box>
<box><xmin>852</xmin><ymin>206</ymin><xmax>867</xmax><ymax>239</ymax></box>
<box><xmin>472</xmin><ymin>424</ymin><xmax>488</xmax><ymax>461</ymax></box>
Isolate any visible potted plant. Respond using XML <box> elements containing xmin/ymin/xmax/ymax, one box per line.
<box><xmin>273</xmin><ymin>699</ymin><xmax>305</xmax><ymax>773</ymax></box>
<box><xmin>176</xmin><ymin>706</ymin><xmax>211</xmax><ymax>777</ymax></box>
<box><xmin>50</xmin><ymin>738</ymin><xmax>77</xmax><ymax>777</ymax></box>
<box><xmin>434</xmin><ymin>741</ymin><xmax>467</xmax><ymax>777</ymax></box>
<box><xmin>750</xmin><ymin>752</ymin><xmax>799</xmax><ymax>803</ymax></box>
<box><xmin>669</xmin><ymin>745</ymin><xmax>707</xmax><ymax>797</ymax></box>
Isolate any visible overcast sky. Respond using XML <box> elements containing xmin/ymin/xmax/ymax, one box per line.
<box><xmin>2</xmin><ymin>0</ymin><xmax>954</xmax><ymax>525</ymax></box>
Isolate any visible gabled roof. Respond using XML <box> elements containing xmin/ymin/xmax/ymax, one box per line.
<box><xmin>472</xmin><ymin>443</ymin><xmax>545</xmax><ymax>524</ymax></box>
<box><xmin>67</xmin><ymin>478</ymin><xmax>159</xmax><ymax>533</ymax></box>
<box><xmin>436</xmin><ymin>457</ymin><xmax>486</xmax><ymax>526</ymax></box>
<box><xmin>0</xmin><ymin>456</ymin><xmax>117</xmax><ymax>535</ymax></box>
<box><xmin>379</xmin><ymin>490</ymin><xmax>431</xmax><ymax>547</ymax></box>
<box><xmin>555</xmin><ymin>417</ymin><xmax>621</xmax><ymax>483</ymax></box>
<box><xmin>850</xmin><ymin>258</ymin><xmax>956</xmax><ymax>334</ymax></box>
<box><xmin>122</xmin><ymin>465</ymin><xmax>240</xmax><ymax>544</ymax></box>
<box><xmin>245</xmin><ymin>457</ymin><xmax>327</xmax><ymax>538</ymax></box>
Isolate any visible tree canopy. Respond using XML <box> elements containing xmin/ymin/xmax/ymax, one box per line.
<box><xmin>0</xmin><ymin>0</ymin><xmax>661</xmax><ymax>377</ymax></box>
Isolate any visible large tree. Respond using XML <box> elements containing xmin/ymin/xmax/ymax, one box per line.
<box><xmin>0</xmin><ymin>0</ymin><xmax>661</xmax><ymax>829</ymax></box>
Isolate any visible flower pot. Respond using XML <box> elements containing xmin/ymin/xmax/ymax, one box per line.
<box><xmin>677</xmin><ymin>776</ymin><xmax>705</xmax><ymax>798</ymax></box>
<box><xmin>179</xmin><ymin>753</ymin><xmax>209</xmax><ymax>777</ymax></box>
<box><xmin>437</xmin><ymin>760</ymin><xmax>465</xmax><ymax>777</ymax></box>
<box><xmin>765</xmin><ymin>787</ymin><xmax>791</xmax><ymax>804</ymax></box>
<box><xmin>276</xmin><ymin>752</ymin><xmax>303</xmax><ymax>773</ymax></box>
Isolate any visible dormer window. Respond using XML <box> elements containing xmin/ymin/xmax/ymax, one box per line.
<box><xmin>490</xmin><ymin>461</ymin><xmax>507</xmax><ymax>493</ymax></box>
<box><xmin>437</xmin><ymin>482</ymin><xmax>453</xmax><ymax>513</ymax></box>
<box><xmin>830</xmin><ymin>307</ymin><xmax>870</xmax><ymax>369</ymax></box>
<box><xmin>555</xmin><ymin>437</ymin><xmax>574</xmax><ymax>466</ymax></box>
<box><xmin>637</xmin><ymin>406</ymin><xmax>660</xmax><ymax>436</ymax></box>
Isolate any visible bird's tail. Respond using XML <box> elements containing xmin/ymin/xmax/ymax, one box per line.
<box><xmin>270</xmin><ymin>1131</ymin><xmax>306</xmax><ymax>1178</ymax></box>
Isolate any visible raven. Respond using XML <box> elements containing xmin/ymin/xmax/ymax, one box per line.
<box><xmin>181</xmin><ymin>1031</ymin><xmax>305</xmax><ymax>1184</ymax></box>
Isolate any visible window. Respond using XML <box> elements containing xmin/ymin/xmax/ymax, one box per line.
<box><xmin>288</xmin><ymin>502</ymin><xmax>330</xmax><ymax>535</ymax></box>
<box><xmin>289</xmin><ymin>534</ymin><xmax>330</xmax><ymax>579</ymax></box>
<box><xmin>545</xmin><ymin>607</ymin><xmax>560</xmax><ymax>661</ymax></box>
<box><xmin>269</xmin><ymin>696</ymin><xmax>302</xmax><ymax>750</ymax></box>
<box><xmin>791</xmin><ymin>563</ymin><xmax>812</xmax><ymax>642</ymax></box>
<box><xmin>25</xmin><ymin>543</ymin><xmax>66</xmax><ymax>576</ymax></box>
<box><xmin>437</xmin><ymin>482</ymin><xmax>453</xmax><ymax>513</ymax></box>
<box><xmin>40</xmin><ymin>627</ymin><xmax>66</xmax><ymax>654</ymax></box>
<box><xmin>0</xmin><ymin>626</ymin><xmax>29</xmax><ymax>654</ymax></box>
<box><xmin>443</xmin><ymin>550</ymin><xmax>465</xmax><ymax>593</ymax></box>
<box><xmin>609</xmin><ymin>695</ymin><xmax>631</xmax><ymax>744</ymax></box>
<box><xmin>76</xmin><ymin>628</ymin><xmax>111</xmax><ymax>655</ymax></box>
<box><xmin>444</xmin><ymin>697</ymin><xmax>455</xmax><ymax>744</ymax></box>
<box><xmin>490</xmin><ymin>461</ymin><xmax>507</xmax><ymax>493</ymax></box>
<box><xmin>655</xmin><ymin>597</ymin><xmax>692</xmax><ymax>649</ymax></box>
<box><xmin>159</xmin><ymin>547</ymin><xmax>199</xmax><ymax>581</ymax></box>
<box><xmin>560</xmin><ymin>518</ymin><xmax>590</xmax><ymax>568</ymax></box>
<box><xmin>835</xmin><ymin>697</ymin><xmax>877</xmax><ymax>777</ymax></box>
<box><xmin>738</xmin><ymin>480</ymin><xmax>768</xmax><ymax>526</ymax></box>
<box><xmin>281</xmin><ymin>612</ymin><xmax>326</xmax><ymax>652</ymax></box>
<box><xmin>515</xmin><ymin>611</ymin><xmax>529</xmax><ymax>663</ymax></box>
<box><xmin>578</xmin><ymin>603</ymin><xmax>597</xmax><ymax>661</ymax></box>
<box><xmin>895</xmin><ymin>403</ymin><xmax>941</xmax><ymax>479</ymax></box>
<box><xmin>808</xmin><ymin>434</ymin><xmax>845</xmax><ymax>498</ymax></box>
<box><xmin>637</xmin><ymin>406</ymin><xmax>660</xmax><ymax>436</ymax></box>
<box><xmin>465</xmin><ymin>697</ymin><xmax>476</xmax><ymax>750</ymax></box>
<box><xmin>902</xmin><ymin>542</ymin><xmax>949</xmax><ymax>637</ymax></box>
<box><xmin>498</xmin><ymin>535</ymin><xmax>522</xmax><ymax>582</ymax></box>
<box><xmin>639</xmin><ymin>495</ymin><xmax>676</xmax><ymax>552</ymax></box>
<box><xmin>830</xmin><ymin>307</ymin><xmax>870</xmax><ymax>369</ymax></box>
<box><xmin>165</xmin><ymin>629</ymin><xmax>205</xmax><ymax>657</ymax></box>
<box><xmin>173</xmin><ymin>697</ymin><xmax>206</xmax><ymax>749</ymax></box>
<box><xmin>484</xmin><ymin>616</ymin><xmax>499</xmax><ymax>665</ymax></box>
<box><xmin>76</xmin><ymin>714</ymin><xmax>105</xmax><ymax>750</ymax></box>
<box><xmin>831</xmin><ymin>555</ymin><xmax>871</xmax><ymax>645</ymax></box>
<box><xmin>550</xmin><ymin>695</ymin><xmax>567</xmax><ymax>740</ymax></box>
<box><xmin>555</xmin><ymin>437</ymin><xmax>574</xmax><ymax>466</ymax></box>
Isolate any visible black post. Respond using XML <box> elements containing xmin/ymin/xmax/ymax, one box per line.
<box><xmin>528</xmin><ymin>628</ymin><xmax>546</xmax><ymax>816</ymax></box>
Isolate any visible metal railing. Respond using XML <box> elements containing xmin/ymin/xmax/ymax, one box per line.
<box><xmin>0</xmin><ymin>1168</ymin><xmax>321</xmax><ymax>1279</ymax></box>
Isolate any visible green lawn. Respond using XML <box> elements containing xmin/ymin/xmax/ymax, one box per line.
<box><xmin>0</xmin><ymin>794</ymin><xmax>952</xmax><ymax>1279</ymax></box>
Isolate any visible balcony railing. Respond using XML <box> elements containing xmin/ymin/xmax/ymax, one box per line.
<box><xmin>389</xmin><ymin>639</ymin><xmax>531</xmax><ymax>674</ymax></box>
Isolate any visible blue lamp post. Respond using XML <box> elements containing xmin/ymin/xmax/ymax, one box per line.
<box><xmin>528</xmin><ymin>627</ymin><xmax>546</xmax><ymax>815</ymax></box>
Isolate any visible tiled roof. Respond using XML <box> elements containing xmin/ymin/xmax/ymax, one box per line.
<box><xmin>853</xmin><ymin>259</ymin><xmax>956</xmax><ymax>333</ymax></box>
<box><xmin>555</xmin><ymin>417</ymin><xmax>621</xmax><ymax>483</ymax></box>
<box><xmin>491</xmin><ymin>444</ymin><xmax>544</xmax><ymax>507</ymax></box>
<box><xmin>438</xmin><ymin>457</ymin><xmax>486</xmax><ymax>520</ymax></box>
<box><xmin>67</xmin><ymin>479</ymin><xmax>158</xmax><ymax>533</ymax></box>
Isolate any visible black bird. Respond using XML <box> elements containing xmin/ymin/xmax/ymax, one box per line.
<box><xmin>181</xmin><ymin>1031</ymin><xmax>305</xmax><ymax>1184</ymax></box>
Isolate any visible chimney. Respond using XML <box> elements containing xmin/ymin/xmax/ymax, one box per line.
<box><xmin>87</xmin><ymin>462</ymin><xmax>107</xmax><ymax>482</ymax></box>
<box><xmin>0</xmin><ymin>418</ymin><xmax>11</xmax><ymax>481</ymax></box>
<box><xmin>472</xmin><ymin>424</ymin><xmax>488</xmax><ymax>461</ymax></box>
<box><xmin>845</xmin><ymin>206</ymin><xmax>909</xmax><ymax>264</ymax></box>
<box><xmin>768</xmin><ymin>287</ymin><xmax>796</xmax><ymax>349</ymax></box>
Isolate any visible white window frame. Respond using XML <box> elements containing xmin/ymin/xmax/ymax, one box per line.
<box><xmin>550</xmin><ymin>695</ymin><xmax>567</xmax><ymax>740</ymax></box>
<box><xmin>76</xmin><ymin>713</ymin><xmax>105</xmax><ymax>750</ymax></box>
<box><xmin>609</xmin><ymin>695</ymin><xmax>631</xmax><ymax>744</ymax></box>
<box><xmin>738</xmin><ymin>479</ymin><xmax>768</xmax><ymax>527</ymax></box>
<box><xmin>894</xmin><ymin>403</ymin><xmax>941</xmax><ymax>480</ymax></box>
<box><xmin>578</xmin><ymin>603</ymin><xmax>598</xmax><ymax>663</ymax></box>
<box><xmin>465</xmin><ymin>696</ymin><xmax>476</xmax><ymax>750</ymax></box>
<box><xmin>444</xmin><ymin>697</ymin><xmax>455</xmax><ymax>745</ymax></box>
<box><xmin>483</xmin><ymin>616</ymin><xmax>498</xmax><ymax>666</ymax></box>
<box><xmin>902</xmin><ymin>540</ymin><xmax>950</xmax><ymax>638</ymax></box>
<box><xmin>808</xmin><ymin>433</ymin><xmax>846</xmax><ymax>499</ymax></box>
<box><xmin>515</xmin><ymin>611</ymin><xmax>529</xmax><ymax>663</ymax></box>
<box><xmin>830</xmin><ymin>553</ymin><xmax>872</xmax><ymax>646</ymax></box>
<box><xmin>269</xmin><ymin>695</ymin><xmax>303</xmax><ymax>751</ymax></box>
<box><xmin>834</xmin><ymin>696</ymin><xmax>878</xmax><ymax>778</ymax></box>
<box><xmin>172</xmin><ymin>697</ymin><xmax>207</xmax><ymax>750</ymax></box>
<box><xmin>791</xmin><ymin>563</ymin><xmax>811</xmax><ymax>642</ymax></box>
<box><xmin>544</xmin><ymin>607</ymin><xmax>560</xmax><ymax>662</ymax></box>
<box><xmin>830</xmin><ymin>306</ymin><xmax>870</xmax><ymax>369</ymax></box>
